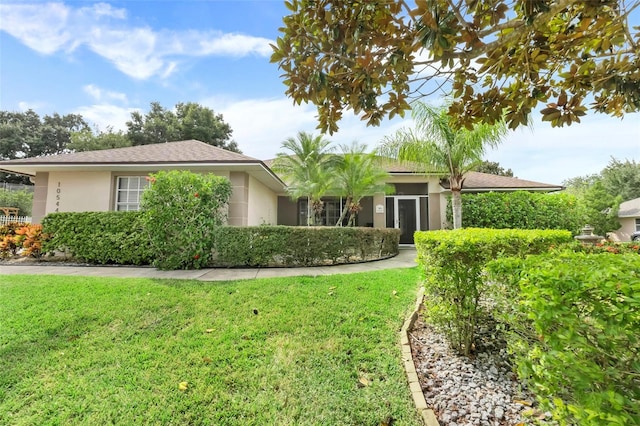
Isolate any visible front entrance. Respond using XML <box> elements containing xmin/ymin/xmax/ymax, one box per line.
<box><xmin>386</xmin><ymin>196</ymin><xmax>428</xmax><ymax>245</ymax></box>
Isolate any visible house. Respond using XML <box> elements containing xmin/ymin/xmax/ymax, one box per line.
<box><xmin>611</xmin><ymin>197</ymin><xmax>640</xmax><ymax>241</ymax></box>
<box><xmin>0</xmin><ymin>140</ymin><xmax>564</xmax><ymax>244</ymax></box>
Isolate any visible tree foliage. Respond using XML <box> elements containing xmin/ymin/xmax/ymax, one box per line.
<box><xmin>0</xmin><ymin>110</ymin><xmax>89</xmax><ymax>183</ymax></box>
<box><xmin>378</xmin><ymin>102</ymin><xmax>507</xmax><ymax>229</ymax></box>
<box><xmin>68</xmin><ymin>127</ymin><xmax>132</xmax><ymax>152</ymax></box>
<box><xmin>474</xmin><ymin>160</ymin><xmax>513</xmax><ymax>177</ymax></box>
<box><xmin>271</xmin><ymin>0</ymin><xmax>640</xmax><ymax>133</ymax></box>
<box><xmin>271</xmin><ymin>132</ymin><xmax>336</xmax><ymax>225</ymax></box>
<box><xmin>126</xmin><ymin>102</ymin><xmax>239</xmax><ymax>152</ymax></box>
<box><xmin>332</xmin><ymin>142</ymin><xmax>391</xmax><ymax>226</ymax></box>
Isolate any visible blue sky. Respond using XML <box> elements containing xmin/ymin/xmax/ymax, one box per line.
<box><xmin>1</xmin><ymin>0</ymin><xmax>638</xmax><ymax>185</ymax></box>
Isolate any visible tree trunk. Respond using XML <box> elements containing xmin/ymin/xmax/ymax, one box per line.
<box><xmin>306</xmin><ymin>196</ymin><xmax>313</xmax><ymax>226</ymax></box>
<box><xmin>451</xmin><ymin>189</ymin><xmax>463</xmax><ymax>229</ymax></box>
<box><xmin>335</xmin><ymin>196</ymin><xmax>352</xmax><ymax>226</ymax></box>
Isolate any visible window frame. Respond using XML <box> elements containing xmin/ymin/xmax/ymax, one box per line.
<box><xmin>114</xmin><ymin>176</ymin><xmax>150</xmax><ymax>211</ymax></box>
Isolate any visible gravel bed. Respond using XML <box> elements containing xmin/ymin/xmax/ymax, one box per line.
<box><xmin>409</xmin><ymin>312</ymin><xmax>553</xmax><ymax>426</ymax></box>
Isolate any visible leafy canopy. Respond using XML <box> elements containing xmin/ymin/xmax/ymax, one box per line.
<box><xmin>271</xmin><ymin>0</ymin><xmax>640</xmax><ymax>133</ymax></box>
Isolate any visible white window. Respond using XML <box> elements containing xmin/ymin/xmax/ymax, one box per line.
<box><xmin>115</xmin><ymin>176</ymin><xmax>149</xmax><ymax>211</ymax></box>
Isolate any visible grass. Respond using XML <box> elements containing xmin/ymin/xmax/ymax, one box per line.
<box><xmin>0</xmin><ymin>269</ymin><xmax>423</xmax><ymax>425</ymax></box>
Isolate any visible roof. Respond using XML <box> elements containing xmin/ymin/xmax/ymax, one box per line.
<box><xmin>618</xmin><ymin>197</ymin><xmax>640</xmax><ymax>218</ymax></box>
<box><xmin>0</xmin><ymin>140</ymin><xmax>257</xmax><ymax>166</ymax></box>
<box><xmin>441</xmin><ymin>171</ymin><xmax>563</xmax><ymax>192</ymax></box>
<box><xmin>0</xmin><ymin>140</ymin><xmax>286</xmax><ymax>192</ymax></box>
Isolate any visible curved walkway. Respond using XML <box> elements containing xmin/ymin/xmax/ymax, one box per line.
<box><xmin>0</xmin><ymin>248</ymin><xmax>417</xmax><ymax>281</ymax></box>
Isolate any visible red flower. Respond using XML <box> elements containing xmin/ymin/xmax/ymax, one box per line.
<box><xmin>194</xmin><ymin>192</ymin><xmax>200</xmax><ymax>198</ymax></box>
<box><xmin>193</xmin><ymin>254</ymin><xmax>200</xmax><ymax>260</ymax></box>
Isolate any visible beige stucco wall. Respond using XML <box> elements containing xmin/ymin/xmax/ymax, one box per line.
<box><xmin>228</xmin><ymin>172</ymin><xmax>249</xmax><ymax>226</ymax></box>
<box><xmin>45</xmin><ymin>171</ymin><xmax>112</xmax><ymax>215</ymax></box>
<box><xmin>31</xmin><ymin>172</ymin><xmax>49</xmax><ymax>224</ymax></box>
<box><xmin>610</xmin><ymin>217</ymin><xmax>638</xmax><ymax>241</ymax></box>
<box><xmin>247</xmin><ymin>175</ymin><xmax>277</xmax><ymax>225</ymax></box>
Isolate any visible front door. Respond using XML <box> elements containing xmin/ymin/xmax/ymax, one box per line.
<box><xmin>395</xmin><ymin>197</ymin><xmax>420</xmax><ymax>245</ymax></box>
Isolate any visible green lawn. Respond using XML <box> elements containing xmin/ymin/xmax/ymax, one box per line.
<box><xmin>1</xmin><ymin>269</ymin><xmax>423</xmax><ymax>425</ymax></box>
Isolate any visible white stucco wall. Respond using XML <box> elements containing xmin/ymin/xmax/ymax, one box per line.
<box><xmin>248</xmin><ymin>175</ymin><xmax>277</xmax><ymax>225</ymax></box>
<box><xmin>610</xmin><ymin>217</ymin><xmax>638</xmax><ymax>241</ymax></box>
<box><xmin>45</xmin><ymin>171</ymin><xmax>112</xmax><ymax>214</ymax></box>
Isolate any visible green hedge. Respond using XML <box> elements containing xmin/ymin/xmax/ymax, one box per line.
<box><xmin>415</xmin><ymin>228</ymin><xmax>572</xmax><ymax>355</ymax></box>
<box><xmin>448</xmin><ymin>191</ymin><xmax>584</xmax><ymax>233</ymax></box>
<box><xmin>40</xmin><ymin>212</ymin><xmax>400</xmax><ymax>268</ymax></box>
<box><xmin>487</xmin><ymin>252</ymin><xmax>640</xmax><ymax>425</ymax></box>
<box><xmin>212</xmin><ymin>226</ymin><xmax>400</xmax><ymax>267</ymax></box>
<box><xmin>42</xmin><ymin>212</ymin><xmax>153</xmax><ymax>265</ymax></box>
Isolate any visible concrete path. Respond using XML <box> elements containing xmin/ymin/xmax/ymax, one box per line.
<box><xmin>0</xmin><ymin>248</ymin><xmax>418</xmax><ymax>281</ymax></box>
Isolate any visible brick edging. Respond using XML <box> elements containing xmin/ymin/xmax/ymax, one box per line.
<box><xmin>400</xmin><ymin>287</ymin><xmax>440</xmax><ymax>426</ymax></box>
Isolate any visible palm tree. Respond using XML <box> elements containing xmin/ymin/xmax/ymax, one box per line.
<box><xmin>332</xmin><ymin>142</ymin><xmax>391</xmax><ymax>226</ymax></box>
<box><xmin>271</xmin><ymin>131</ymin><xmax>335</xmax><ymax>225</ymax></box>
<box><xmin>378</xmin><ymin>102</ymin><xmax>508</xmax><ymax>229</ymax></box>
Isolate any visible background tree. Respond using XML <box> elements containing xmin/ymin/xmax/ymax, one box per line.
<box><xmin>332</xmin><ymin>142</ymin><xmax>391</xmax><ymax>226</ymax></box>
<box><xmin>271</xmin><ymin>132</ymin><xmax>335</xmax><ymax>225</ymax></box>
<box><xmin>474</xmin><ymin>161</ymin><xmax>513</xmax><ymax>177</ymax></box>
<box><xmin>563</xmin><ymin>157</ymin><xmax>639</xmax><ymax>235</ymax></box>
<box><xmin>271</xmin><ymin>0</ymin><xmax>640</xmax><ymax>133</ymax></box>
<box><xmin>0</xmin><ymin>110</ymin><xmax>89</xmax><ymax>184</ymax></box>
<box><xmin>378</xmin><ymin>102</ymin><xmax>508</xmax><ymax>229</ymax></box>
<box><xmin>126</xmin><ymin>102</ymin><xmax>240</xmax><ymax>152</ymax></box>
<box><xmin>68</xmin><ymin>127</ymin><xmax>132</xmax><ymax>152</ymax></box>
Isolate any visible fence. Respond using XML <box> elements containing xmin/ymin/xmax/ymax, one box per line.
<box><xmin>0</xmin><ymin>216</ymin><xmax>32</xmax><ymax>226</ymax></box>
<box><xmin>1</xmin><ymin>182</ymin><xmax>34</xmax><ymax>192</ymax></box>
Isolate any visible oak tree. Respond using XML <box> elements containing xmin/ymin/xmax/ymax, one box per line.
<box><xmin>271</xmin><ymin>0</ymin><xmax>640</xmax><ymax>133</ymax></box>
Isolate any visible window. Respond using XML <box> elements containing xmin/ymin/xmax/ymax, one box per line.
<box><xmin>297</xmin><ymin>197</ymin><xmax>346</xmax><ymax>226</ymax></box>
<box><xmin>636</xmin><ymin>218</ymin><xmax>640</xmax><ymax>232</ymax></box>
<box><xmin>115</xmin><ymin>176</ymin><xmax>149</xmax><ymax>211</ymax></box>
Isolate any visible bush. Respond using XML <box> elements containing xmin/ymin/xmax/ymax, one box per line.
<box><xmin>449</xmin><ymin>191</ymin><xmax>584</xmax><ymax>233</ymax></box>
<box><xmin>140</xmin><ymin>171</ymin><xmax>232</xmax><ymax>270</ymax></box>
<box><xmin>487</xmin><ymin>252</ymin><xmax>640</xmax><ymax>425</ymax></box>
<box><xmin>0</xmin><ymin>189</ymin><xmax>33</xmax><ymax>216</ymax></box>
<box><xmin>42</xmin><ymin>212</ymin><xmax>152</xmax><ymax>265</ymax></box>
<box><xmin>211</xmin><ymin>226</ymin><xmax>400</xmax><ymax>267</ymax></box>
<box><xmin>415</xmin><ymin>228</ymin><xmax>572</xmax><ymax>355</ymax></box>
<box><xmin>0</xmin><ymin>223</ymin><xmax>47</xmax><ymax>258</ymax></box>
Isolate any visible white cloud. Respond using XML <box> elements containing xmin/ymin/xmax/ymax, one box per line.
<box><xmin>73</xmin><ymin>104</ymin><xmax>138</xmax><ymax>132</ymax></box>
<box><xmin>82</xmin><ymin>84</ymin><xmax>128</xmax><ymax>103</ymax></box>
<box><xmin>0</xmin><ymin>2</ymin><xmax>273</xmax><ymax>80</ymax></box>
<box><xmin>206</xmin><ymin>96</ymin><xmax>409</xmax><ymax>160</ymax></box>
<box><xmin>17</xmin><ymin>101</ymin><xmax>47</xmax><ymax>111</ymax></box>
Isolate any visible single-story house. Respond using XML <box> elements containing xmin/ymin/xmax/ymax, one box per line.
<box><xmin>0</xmin><ymin>139</ymin><xmax>564</xmax><ymax>244</ymax></box>
<box><xmin>611</xmin><ymin>197</ymin><xmax>640</xmax><ymax>241</ymax></box>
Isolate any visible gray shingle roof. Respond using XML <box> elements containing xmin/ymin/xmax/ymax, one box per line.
<box><xmin>443</xmin><ymin>171</ymin><xmax>563</xmax><ymax>191</ymax></box>
<box><xmin>619</xmin><ymin>197</ymin><xmax>640</xmax><ymax>217</ymax></box>
<box><xmin>0</xmin><ymin>140</ymin><xmax>258</xmax><ymax>165</ymax></box>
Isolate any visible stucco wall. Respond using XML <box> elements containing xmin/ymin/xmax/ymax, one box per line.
<box><xmin>610</xmin><ymin>217</ymin><xmax>638</xmax><ymax>241</ymax></box>
<box><xmin>46</xmin><ymin>171</ymin><xmax>112</xmax><ymax>215</ymax></box>
<box><xmin>31</xmin><ymin>172</ymin><xmax>49</xmax><ymax>224</ymax></box>
<box><xmin>228</xmin><ymin>172</ymin><xmax>249</xmax><ymax>226</ymax></box>
<box><xmin>247</xmin><ymin>175</ymin><xmax>277</xmax><ymax>225</ymax></box>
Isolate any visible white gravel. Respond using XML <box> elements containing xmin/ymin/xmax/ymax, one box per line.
<box><xmin>409</xmin><ymin>314</ymin><xmax>553</xmax><ymax>426</ymax></box>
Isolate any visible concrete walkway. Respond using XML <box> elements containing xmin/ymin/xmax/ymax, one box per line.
<box><xmin>0</xmin><ymin>248</ymin><xmax>418</xmax><ymax>281</ymax></box>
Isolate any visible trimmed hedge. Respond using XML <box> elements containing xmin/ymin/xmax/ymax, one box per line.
<box><xmin>212</xmin><ymin>226</ymin><xmax>400</xmax><ymax>267</ymax></box>
<box><xmin>42</xmin><ymin>212</ymin><xmax>152</xmax><ymax>265</ymax></box>
<box><xmin>487</xmin><ymin>252</ymin><xmax>640</xmax><ymax>425</ymax></box>
<box><xmin>40</xmin><ymin>212</ymin><xmax>400</xmax><ymax>268</ymax></box>
<box><xmin>448</xmin><ymin>191</ymin><xmax>584</xmax><ymax>233</ymax></box>
<box><xmin>415</xmin><ymin>228</ymin><xmax>572</xmax><ymax>355</ymax></box>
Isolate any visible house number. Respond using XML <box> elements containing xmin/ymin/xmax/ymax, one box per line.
<box><xmin>55</xmin><ymin>181</ymin><xmax>61</xmax><ymax>212</ymax></box>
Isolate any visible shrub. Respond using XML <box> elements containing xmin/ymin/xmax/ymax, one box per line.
<box><xmin>140</xmin><ymin>171</ymin><xmax>232</xmax><ymax>270</ymax></box>
<box><xmin>42</xmin><ymin>212</ymin><xmax>152</xmax><ymax>265</ymax></box>
<box><xmin>211</xmin><ymin>226</ymin><xmax>400</xmax><ymax>267</ymax></box>
<box><xmin>487</xmin><ymin>252</ymin><xmax>640</xmax><ymax>425</ymax></box>
<box><xmin>448</xmin><ymin>191</ymin><xmax>584</xmax><ymax>233</ymax></box>
<box><xmin>0</xmin><ymin>189</ymin><xmax>33</xmax><ymax>216</ymax></box>
<box><xmin>0</xmin><ymin>223</ymin><xmax>47</xmax><ymax>258</ymax></box>
<box><xmin>415</xmin><ymin>228</ymin><xmax>572</xmax><ymax>355</ymax></box>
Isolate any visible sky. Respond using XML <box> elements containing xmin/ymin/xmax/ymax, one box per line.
<box><xmin>0</xmin><ymin>0</ymin><xmax>638</xmax><ymax>186</ymax></box>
